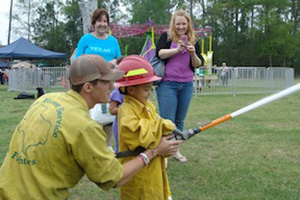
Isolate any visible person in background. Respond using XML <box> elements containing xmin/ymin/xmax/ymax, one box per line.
<box><xmin>220</xmin><ymin>62</ymin><xmax>229</xmax><ymax>86</ymax></box>
<box><xmin>155</xmin><ymin>9</ymin><xmax>202</xmax><ymax>163</ymax></box>
<box><xmin>75</xmin><ymin>8</ymin><xmax>121</xmax><ymax>150</ymax></box>
<box><xmin>0</xmin><ymin>69</ymin><xmax>4</xmax><ymax>85</ymax></box>
<box><xmin>109</xmin><ymin>87</ymin><xmax>124</xmax><ymax>153</ymax></box>
<box><xmin>3</xmin><ymin>71</ymin><xmax>8</xmax><ymax>85</ymax></box>
<box><xmin>212</xmin><ymin>64</ymin><xmax>220</xmax><ymax>86</ymax></box>
<box><xmin>115</xmin><ymin>55</ymin><xmax>183</xmax><ymax>200</ymax></box>
<box><xmin>0</xmin><ymin>54</ymin><xmax>181</xmax><ymax>200</ymax></box>
<box><xmin>109</xmin><ymin>57</ymin><xmax>126</xmax><ymax>153</ymax></box>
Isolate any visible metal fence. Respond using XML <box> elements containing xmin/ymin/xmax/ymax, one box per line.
<box><xmin>8</xmin><ymin>67</ymin><xmax>70</xmax><ymax>93</ymax></box>
<box><xmin>193</xmin><ymin>67</ymin><xmax>294</xmax><ymax>96</ymax></box>
<box><xmin>7</xmin><ymin>66</ymin><xmax>294</xmax><ymax>96</ymax></box>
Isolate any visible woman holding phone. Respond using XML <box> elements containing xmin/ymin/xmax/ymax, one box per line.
<box><xmin>155</xmin><ymin>9</ymin><xmax>202</xmax><ymax>162</ymax></box>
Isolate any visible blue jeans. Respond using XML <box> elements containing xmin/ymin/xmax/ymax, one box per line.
<box><xmin>157</xmin><ymin>81</ymin><xmax>194</xmax><ymax>131</ymax></box>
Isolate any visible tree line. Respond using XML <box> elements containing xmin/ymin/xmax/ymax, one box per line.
<box><xmin>11</xmin><ymin>0</ymin><xmax>300</xmax><ymax>75</ymax></box>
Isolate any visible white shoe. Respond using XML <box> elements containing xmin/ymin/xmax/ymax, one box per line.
<box><xmin>173</xmin><ymin>152</ymin><xmax>187</xmax><ymax>163</ymax></box>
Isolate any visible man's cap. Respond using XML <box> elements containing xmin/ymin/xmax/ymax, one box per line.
<box><xmin>69</xmin><ymin>54</ymin><xmax>125</xmax><ymax>85</ymax></box>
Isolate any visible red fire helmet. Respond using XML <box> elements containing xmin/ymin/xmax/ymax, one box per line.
<box><xmin>114</xmin><ymin>55</ymin><xmax>161</xmax><ymax>87</ymax></box>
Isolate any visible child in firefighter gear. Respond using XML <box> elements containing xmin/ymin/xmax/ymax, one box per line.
<box><xmin>115</xmin><ymin>55</ymin><xmax>181</xmax><ymax>200</ymax></box>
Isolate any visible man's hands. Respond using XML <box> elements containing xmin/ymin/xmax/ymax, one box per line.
<box><xmin>155</xmin><ymin>135</ymin><xmax>183</xmax><ymax>157</ymax></box>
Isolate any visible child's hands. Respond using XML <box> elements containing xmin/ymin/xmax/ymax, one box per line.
<box><xmin>155</xmin><ymin>135</ymin><xmax>183</xmax><ymax>157</ymax></box>
<box><xmin>109</xmin><ymin>101</ymin><xmax>119</xmax><ymax>115</ymax></box>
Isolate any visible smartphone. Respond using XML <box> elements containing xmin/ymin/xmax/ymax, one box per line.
<box><xmin>180</xmin><ymin>35</ymin><xmax>188</xmax><ymax>46</ymax></box>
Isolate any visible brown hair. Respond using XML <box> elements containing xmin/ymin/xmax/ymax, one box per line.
<box><xmin>168</xmin><ymin>9</ymin><xmax>196</xmax><ymax>45</ymax></box>
<box><xmin>91</xmin><ymin>8</ymin><xmax>110</xmax><ymax>26</ymax></box>
<box><xmin>71</xmin><ymin>79</ymin><xmax>99</xmax><ymax>93</ymax></box>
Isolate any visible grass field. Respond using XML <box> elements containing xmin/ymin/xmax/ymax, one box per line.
<box><xmin>1</xmin><ymin>83</ymin><xmax>300</xmax><ymax>199</ymax></box>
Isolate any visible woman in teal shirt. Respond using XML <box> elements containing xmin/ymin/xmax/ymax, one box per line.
<box><xmin>75</xmin><ymin>8</ymin><xmax>121</xmax><ymax>63</ymax></box>
<box><xmin>75</xmin><ymin>8</ymin><xmax>121</xmax><ymax>151</ymax></box>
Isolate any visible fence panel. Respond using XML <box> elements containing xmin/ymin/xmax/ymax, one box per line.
<box><xmin>8</xmin><ymin>66</ymin><xmax>294</xmax><ymax>96</ymax></box>
<box><xmin>193</xmin><ymin>67</ymin><xmax>294</xmax><ymax>96</ymax></box>
<box><xmin>8</xmin><ymin>67</ymin><xmax>70</xmax><ymax>93</ymax></box>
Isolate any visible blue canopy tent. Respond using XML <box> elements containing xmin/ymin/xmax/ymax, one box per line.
<box><xmin>0</xmin><ymin>37</ymin><xmax>67</xmax><ymax>60</ymax></box>
<box><xmin>0</xmin><ymin>61</ymin><xmax>8</xmax><ymax>68</ymax></box>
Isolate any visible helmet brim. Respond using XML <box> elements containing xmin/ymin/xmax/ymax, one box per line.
<box><xmin>114</xmin><ymin>75</ymin><xmax>162</xmax><ymax>87</ymax></box>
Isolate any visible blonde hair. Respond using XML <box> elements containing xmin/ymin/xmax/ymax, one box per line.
<box><xmin>168</xmin><ymin>9</ymin><xmax>196</xmax><ymax>45</ymax></box>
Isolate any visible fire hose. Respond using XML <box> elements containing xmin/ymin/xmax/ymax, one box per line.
<box><xmin>116</xmin><ymin>83</ymin><xmax>300</xmax><ymax>158</ymax></box>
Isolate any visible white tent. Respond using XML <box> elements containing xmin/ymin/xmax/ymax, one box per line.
<box><xmin>12</xmin><ymin>61</ymin><xmax>36</xmax><ymax>69</ymax></box>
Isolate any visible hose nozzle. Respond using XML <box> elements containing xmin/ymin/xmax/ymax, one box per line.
<box><xmin>173</xmin><ymin>128</ymin><xmax>201</xmax><ymax>140</ymax></box>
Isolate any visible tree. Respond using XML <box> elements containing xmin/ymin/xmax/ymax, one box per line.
<box><xmin>121</xmin><ymin>0</ymin><xmax>172</xmax><ymax>24</ymax></box>
<box><xmin>31</xmin><ymin>1</ymin><xmax>69</xmax><ymax>64</ymax></box>
<box><xmin>256</xmin><ymin>0</ymin><xmax>290</xmax><ymax>66</ymax></box>
<box><xmin>63</xmin><ymin>0</ymin><xmax>83</xmax><ymax>52</ymax></box>
<box><xmin>12</xmin><ymin>0</ymin><xmax>39</xmax><ymax>41</ymax></box>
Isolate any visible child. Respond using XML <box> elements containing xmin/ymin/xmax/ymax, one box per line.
<box><xmin>109</xmin><ymin>56</ymin><xmax>126</xmax><ymax>153</ymax></box>
<box><xmin>109</xmin><ymin>87</ymin><xmax>124</xmax><ymax>152</ymax></box>
<box><xmin>115</xmin><ymin>55</ymin><xmax>176</xmax><ymax>200</ymax></box>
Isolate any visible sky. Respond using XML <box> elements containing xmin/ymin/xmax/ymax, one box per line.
<box><xmin>0</xmin><ymin>0</ymin><xmax>13</xmax><ymax>46</ymax></box>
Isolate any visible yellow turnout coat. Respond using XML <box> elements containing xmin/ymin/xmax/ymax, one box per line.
<box><xmin>118</xmin><ymin>95</ymin><xmax>175</xmax><ymax>200</ymax></box>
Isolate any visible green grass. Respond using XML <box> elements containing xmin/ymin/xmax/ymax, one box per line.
<box><xmin>1</xmin><ymin>83</ymin><xmax>300</xmax><ymax>199</ymax></box>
